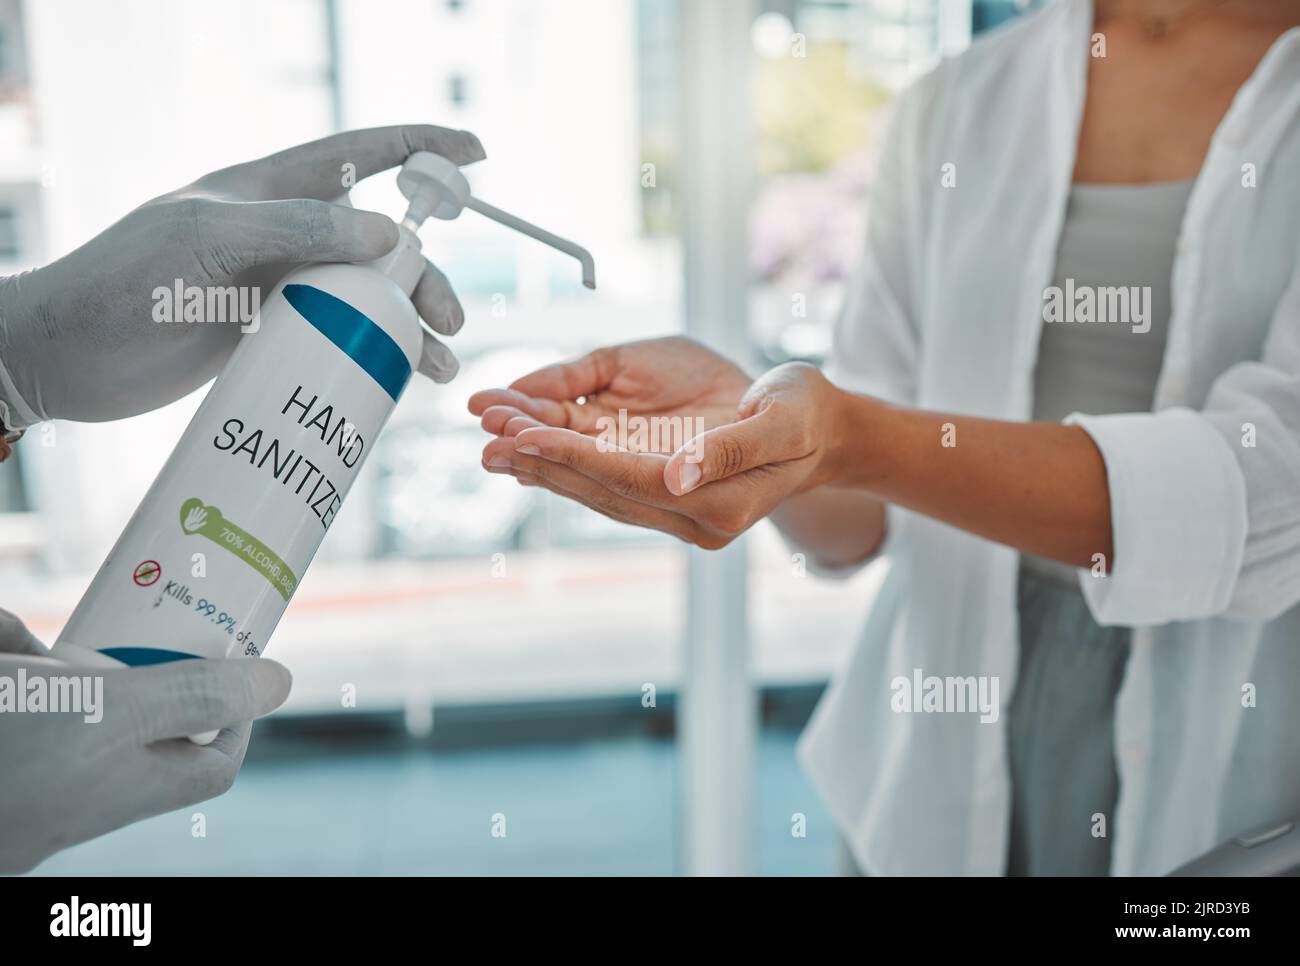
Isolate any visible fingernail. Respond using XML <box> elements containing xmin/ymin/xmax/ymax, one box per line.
<box><xmin>678</xmin><ymin>461</ymin><xmax>702</xmax><ymax>494</ymax></box>
<box><xmin>516</xmin><ymin>444</ymin><xmax>542</xmax><ymax>456</ymax></box>
<box><xmin>486</xmin><ymin>456</ymin><xmax>511</xmax><ymax>469</ymax></box>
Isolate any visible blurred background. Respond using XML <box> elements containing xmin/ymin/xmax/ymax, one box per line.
<box><xmin>1</xmin><ymin>0</ymin><xmax>1042</xmax><ymax>875</ymax></box>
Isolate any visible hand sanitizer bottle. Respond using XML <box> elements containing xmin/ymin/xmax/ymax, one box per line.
<box><xmin>54</xmin><ymin>152</ymin><xmax>595</xmax><ymax>742</ymax></box>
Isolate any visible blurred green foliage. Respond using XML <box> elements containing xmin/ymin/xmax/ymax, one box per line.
<box><xmin>755</xmin><ymin>42</ymin><xmax>888</xmax><ymax>176</ymax></box>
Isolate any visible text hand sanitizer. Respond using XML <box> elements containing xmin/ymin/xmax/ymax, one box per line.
<box><xmin>55</xmin><ymin>152</ymin><xmax>595</xmax><ymax>742</ymax></box>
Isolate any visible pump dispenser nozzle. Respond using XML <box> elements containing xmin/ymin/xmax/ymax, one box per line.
<box><xmin>395</xmin><ymin>152</ymin><xmax>596</xmax><ymax>290</ymax></box>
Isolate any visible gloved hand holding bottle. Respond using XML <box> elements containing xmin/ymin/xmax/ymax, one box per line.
<box><xmin>0</xmin><ymin>124</ymin><xmax>485</xmax><ymax>869</ymax></box>
<box><xmin>0</xmin><ymin>123</ymin><xmax>486</xmax><ymax>430</ymax></box>
<box><xmin>0</xmin><ymin>608</ymin><xmax>291</xmax><ymax>875</ymax></box>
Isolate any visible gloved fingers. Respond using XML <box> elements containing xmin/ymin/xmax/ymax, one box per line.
<box><xmin>134</xmin><ymin>722</ymin><xmax>254</xmax><ymax>811</ymax></box>
<box><xmin>412</xmin><ymin>249</ymin><xmax>464</xmax><ymax>384</ymax></box>
<box><xmin>417</xmin><ymin>330</ymin><xmax>460</xmax><ymax>384</ymax></box>
<box><xmin>113</xmin><ymin>658</ymin><xmax>291</xmax><ymax>747</ymax></box>
<box><xmin>201</xmin><ymin>198</ymin><xmax>399</xmax><ymax>274</ymax></box>
<box><xmin>204</xmin><ymin>720</ymin><xmax>254</xmax><ymax>766</ymax></box>
<box><xmin>412</xmin><ymin>257</ymin><xmax>464</xmax><ymax>336</ymax></box>
<box><xmin>0</xmin><ymin>608</ymin><xmax>49</xmax><ymax>656</ymax></box>
<box><xmin>207</xmin><ymin>125</ymin><xmax>486</xmax><ymax>202</ymax></box>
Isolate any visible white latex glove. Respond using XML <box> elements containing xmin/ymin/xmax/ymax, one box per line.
<box><xmin>0</xmin><ymin>608</ymin><xmax>291</xmax><ymax>874</ymax></box>
<box><xmin>0</xmin><ymin>124</ymin><xmax>485</xmax><ymax>428</ymax></box>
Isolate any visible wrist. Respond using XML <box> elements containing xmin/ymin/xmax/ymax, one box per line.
<box><xmin>0</xmin><ymin>272</ymin><xmax>44</xmax><ymax>430</ymax></box>
<box><xmin>819</xmin><ymin>384</ymin><xmax>896</xmax><ymax>489</ymax></box>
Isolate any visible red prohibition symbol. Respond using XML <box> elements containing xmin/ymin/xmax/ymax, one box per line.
<box><xmin>133</xmin><ymin>560</ymin><xmax>162</xmax><ymax>587</ymax></box>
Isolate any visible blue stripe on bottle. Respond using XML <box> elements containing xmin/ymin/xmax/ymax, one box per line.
<box><xmin>99</xmin><ymin>647</ymin><xmax>204</xmax><ymax>666</ymax></box>
<box><xmin>282</xmin><ymin>283</ymin><xmax>413</xmax><ymax>401</ymax></box>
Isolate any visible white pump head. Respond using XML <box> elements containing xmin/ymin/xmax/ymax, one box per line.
<box><xmin>395</xmin><ymin>151</ymin><xmax>596</xmax><ymax>290</ymax></box>
<box><xmin>397</xmin><ymin>152</ymin><xmax>472</xmax><ymax>225</ymax></box>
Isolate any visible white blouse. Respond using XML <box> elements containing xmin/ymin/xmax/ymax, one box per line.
<box><xmin>799</xmin><ymin>0</ymin><xmax>1300</xmax><ymax>875</ymax></box>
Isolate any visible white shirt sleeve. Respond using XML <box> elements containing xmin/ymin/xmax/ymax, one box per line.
<box><xmin>1071</xmin><ymin>261</ymin><xmax>1300</xmax><ymax>626</ymax></box>
<box><xmin>824</xmin><ymin>80</ymin><xmax>931</xmax><ymax>406</ymax></box>
<box><xmin>812</xmin><ymin>79</ymin><xmax>936</xmax><ymax>579</ymax></box>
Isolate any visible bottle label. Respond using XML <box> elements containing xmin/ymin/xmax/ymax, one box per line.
<box><xmin>283</xmin><ymin>283</ymin><xmax>412</xmax><ymax>401</ymax></box>
<box><xmin>178</xmin><ymin>498</ymin><xmax>298</xmax><ymax>602</ymax></box>
<box><xmin>54</xmin><ymin>270</ymin><xmax>412</xmax><ymax>665</ymax></box>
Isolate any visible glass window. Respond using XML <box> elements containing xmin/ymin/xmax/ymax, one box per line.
<box><xmin>0</xmin><ymin>450</ymin><xmax>27</xmax><ymax>513</ymax></box>
<box><xmin>24</xmin><ymin>0</ymin><xmax>686</xmax><ymax>876</ymax></box>
<box><xmin>0</xmin><ymin>207</ymin><xmax>18</xmax><ymax>259</ymax></box>
<box><xmin>447</xmin><ymin>72</ymin><xmax>468</xmax><ymax>108</ymax></box>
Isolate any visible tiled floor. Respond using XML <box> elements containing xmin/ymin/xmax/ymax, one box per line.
<box><xmin>34</xmin><ymin>728</ymin><xmax>836</xmax><ymax>876</ymax></box>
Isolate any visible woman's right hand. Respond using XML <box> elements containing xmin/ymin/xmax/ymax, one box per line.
<box><xmin>468</xmin><ymin>336</ymin><xmax>751</xmax><ymax>452</ymax></box>
<box><xmin>472</xmin><ymin>337</ymin><xmax>886</xmax><ymax>563</ymax></box>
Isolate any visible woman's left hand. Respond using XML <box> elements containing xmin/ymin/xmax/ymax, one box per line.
<box><xmin>482</xmin><ymin>362</ymin><xmax>848</xmax><ymax>548</ymax></box>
